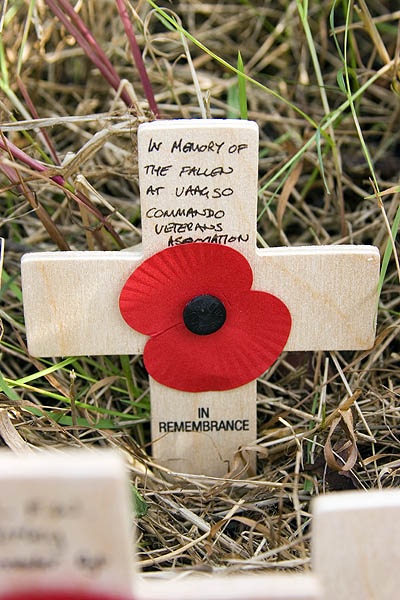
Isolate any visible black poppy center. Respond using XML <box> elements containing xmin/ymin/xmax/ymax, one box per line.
<box><xmin>183</xmin><ymin>295</ymin><xmax>226</xmax><ymax>335</ymax></box>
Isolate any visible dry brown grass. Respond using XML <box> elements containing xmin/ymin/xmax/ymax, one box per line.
<box><xmin>1</xmin><ymin>0</ymin><xmax>400</xmax><ymax>576</ymax></box>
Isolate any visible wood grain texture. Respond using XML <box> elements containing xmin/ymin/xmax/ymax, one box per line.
<box><xmin>137</xmin><ymin>574</ymin><xmax>321</xmax><ymax>600</ymax></box>
<box><xmin>21</xmin><ymin>246</ymin><xmax>379</xmax><ymax>357</ymax></box>
<box><xmin>21</xmin><ymin>245</ymin><xmax>378</xmax><ymax>476</ymax></box>
<box><xmin>20</xmin><ymin>120</ymin><xmax>380</xmax><ymax>478</ymax></box>
<box><xmin>0</xmin><ymin>450</ymin><xmax>134</xmax><ymax>597</ymax></box>
<box><xmin>312</xmin><ymin>491</ymin><xmax>400</xmax><ymax>600</ymax></box>
<box><xmin>254</xmin><ymin>245</ymin><xmax>380</xmax><ymax>350</ymax></box>
<box><xmin>150</xmin><ymin>378</ymin><xmax>256</xmax><ymax>476</ymax></box>
<box><xmin>138</xmin><ymin>119</ymin><xmax>258</xmax><ymax>262</ymax></box>
<box><xmin>21</xmin><ymin>251</ymin><xmax>146</xmax><ymax>357</ymax></box>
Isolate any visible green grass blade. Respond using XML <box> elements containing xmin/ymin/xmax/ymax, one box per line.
<box><xmin>12</xmin><ymin>357</ymin><xmax>78</xmax><ymax>385</ymax></box>
<box><xmin>4</xmin><ymin>378</ymin><xmax>145</xmax><ymax>420</ymax></box>
<box><xmin>0</xmin><ymin>270</ymin><xmax>23</xmax><ymax>302</ymax></box>
<box><xmin>260</xmin><ymin>60</ymin><xmax>392</xmax><ymax>195</ymax></box>
<box><xmin>329</xmin><ymin>1</ymin><xmax>345</xmax><ymax>62</ymax></box>
<box><xmin>0</xmin><ymin>371</ymin><xmax>20</xmax><ymax>402</ymax></box>
<box><xmin>120</xmin><ymin>355</ymin><xmax>142</xmax><ymax>399</ymax></box>
<box><xmin>3</xmin><ymin>0</ymin><xmax>24</xmax><ymax>28</ymax></box>
<box><xmin>0</xmin><ymin>36</ymin><xmax>8</xmax><ymax>85</ymax></box>
<box><xmin>227</xmin><ymin>84</ymin><xmax>240</xmax><ymax>119</ymax></box>
<box><xmin>341</xmin><ymin>0</ymin><xmax>379</xmax><ymax>193</ymax></box>
<box><xmin>149</xmin><ymin>1</ymin><xmax>318</xmax><ymax>128</ymax></box>
<box><xmin>16</xmin><ymin>0</ymin><xmax>35</xmax><ymax>76</ymax></box>
<box><xmin>316</xmin><ymin>126</ymin><xmax>330</xmax><ymax>194</ymax></box>
<box><xmin>378</xmin><ymin>202</ymin><xmax>400</xmax><ymax>300</ymax></box>
<box><xmin>22</xmin><ymin>406</ymin><xmax>130</xmax><ymax>429</ymax></box>
<box><xmin>237</xmin><ymin>51</ymin><xmax>248</xmax><ymax>120</ymax></box>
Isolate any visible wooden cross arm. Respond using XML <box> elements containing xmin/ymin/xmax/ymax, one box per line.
<box><xmin>254</xmin><ymin>245</ymin><xmax>380</xmax><ymax>350</ymax></box>
<box><xmin>21</xmin><ymin>245</ymin><xmax>379</xmax><ymax>358</ymax></box>
<box><xmin>21</xmin><ymin>250</ymin><xmax>146</xmax><ymax>357</ymax></box>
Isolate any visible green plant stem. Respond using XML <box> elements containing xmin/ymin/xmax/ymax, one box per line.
<box><xmin>237</xmin><ymin>51</ymin><xmax>248</xmax><ymax>120</ymax></box>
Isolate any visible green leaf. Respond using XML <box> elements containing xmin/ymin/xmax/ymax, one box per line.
<box><xmin>0</xmin><ymin>270</ymin><xmax>23</xmax><ymax>302</ymax></box>
<box><xmin>132</xmin><ymin>485</ymin><xmax>148</xmax><ymax>517</ymax></box>
<box><xmin>0</xmin><ymin>371</ymin><xmax>20</xmax><ymax>402</ymax></box>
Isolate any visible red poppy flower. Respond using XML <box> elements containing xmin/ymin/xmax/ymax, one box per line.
<box><xmin>119</xmin><ymin>243</ymin><xmax>291</xmax><ymax>393</ymax></box>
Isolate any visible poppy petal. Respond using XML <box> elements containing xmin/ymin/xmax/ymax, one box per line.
<box><xmin>227</xmin><ymin>290</ymin><xmax>292</xmax><ymax>360</ymax></box>
<box><xmin>143</xmin><ymin>290</ymin><xmax>291</xmax><ymax>392</ymax></box>
<box><xmin>119</xmin><ymin>243</ymin><xmax>253</xmax><ymax>336</ymax></box>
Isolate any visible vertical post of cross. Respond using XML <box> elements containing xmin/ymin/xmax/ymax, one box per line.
<box><xmin>137</xmin><ymin>120</ymin><xmax>260</xmax><ymax>476</ymax></box>
<box><xmin>0</xmin><ymin>450</ymin><xmax>134</xmax><ymax>598</ymax></box>
<box><xmin>138</xmin><ymin>120</ymin><xmax>258</xmax><ymax>261</ymax></box>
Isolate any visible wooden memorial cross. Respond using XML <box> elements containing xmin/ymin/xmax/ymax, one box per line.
<box><xmin>137</xmin><ymin>489</ymin><xmax>400</xmax><ymax>600</ymax></box>
<box><xmin>0</xmin><ymin>450</ymin><xmax>134</xmax><ymax>600</ymax></box>
<box><xmin>312</xmin><ymin>489</ymin><xmax>400</xmax><ymax>600</ymax></box>
<box><xmin>21</xmin><ymin>119</ymin><xmax>380</xmax><ymax>477</ymax></box>
<box><xmin>1</xmin><ymin>448</ymin><xmax>398</xmax><ymax>600</ymax></box>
